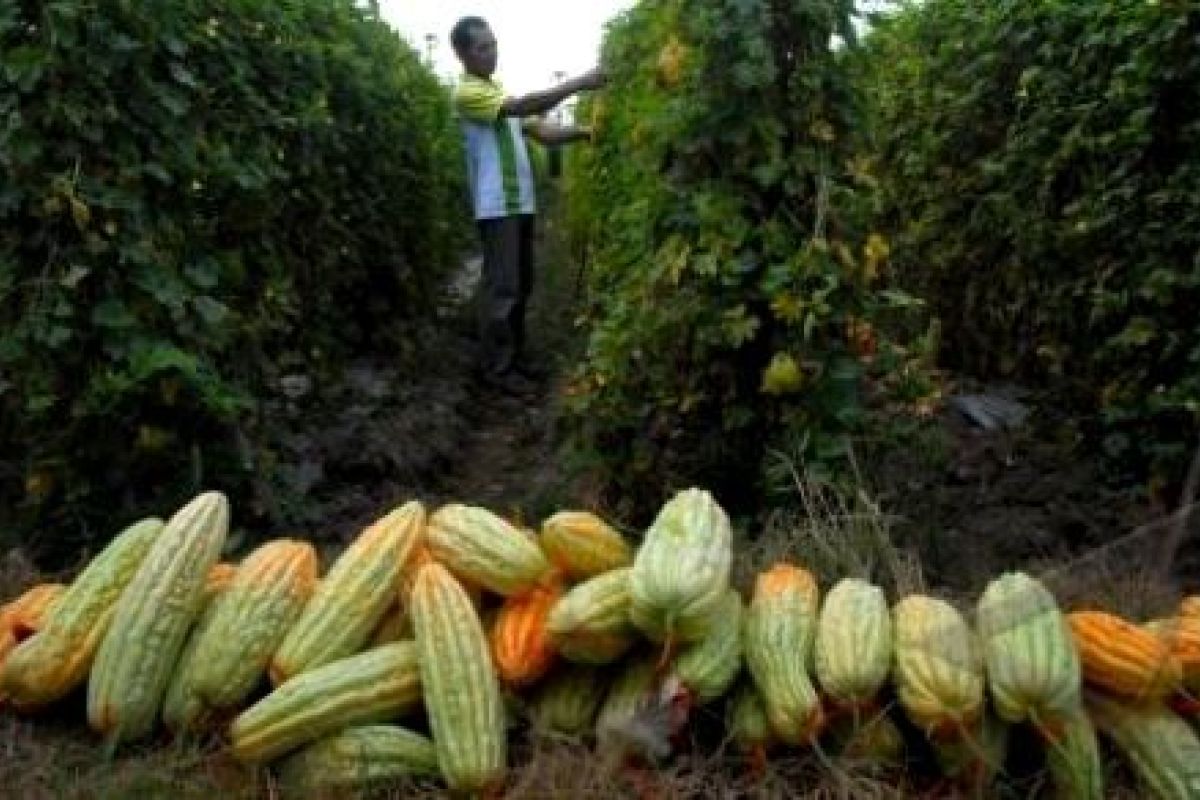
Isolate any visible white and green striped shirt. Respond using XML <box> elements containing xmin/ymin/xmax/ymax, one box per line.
<box><xmin>453</xmin><ymin>74</ymin><xmax>537</xmax><ymax>220</ymax></box>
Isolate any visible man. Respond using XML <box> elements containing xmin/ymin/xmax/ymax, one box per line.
<box><xmin>450</xmin><ymin>16</ymin><xmax>606</xmax><ymax>395</ymax></box>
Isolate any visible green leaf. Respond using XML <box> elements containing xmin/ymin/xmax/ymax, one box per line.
<box><xmin>91</xmin><ymin>299</ymin><xmax>137</xmax><ymax>329</ymax></box>
<box><xmin>193</xmin><ymin>296</ymin><xmax>229</xmax><ymax>326</ymax></box>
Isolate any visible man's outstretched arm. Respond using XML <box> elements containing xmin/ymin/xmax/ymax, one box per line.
<box><xmin>500</xmin><ymin>68</ymin><xmax>606</xmax><ymax>118</ymax></box>
<box><xmin>523</xmin><ymin>120</ymin><xmax>593</xmax><ymax>147</ymax></box>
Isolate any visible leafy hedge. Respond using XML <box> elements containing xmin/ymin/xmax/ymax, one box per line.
<box><xmin>562</xmin><ymin>0</ymin><xmax>921</xmax><ymax>519</ymax></box>
<box><xmin>857</xmin><ymin>0</ymin><xmax>1200</xmax><ymax>486</ymax></box>
<box><xmin>0</xmin><ymin>0</ymin><xmax>466</xmax><ymax>552</ymax></box>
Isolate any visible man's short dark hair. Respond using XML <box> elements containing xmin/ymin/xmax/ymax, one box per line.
<box><xmin>451</xmin><ymin>16</ymin><xmax>488</xmax><ymax>55</ymax></box>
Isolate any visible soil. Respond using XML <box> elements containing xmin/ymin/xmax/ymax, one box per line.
<box><xmin>250</xmin><ymin>207</ymin><xmax>1195</xmax><ymax>599</ymax></box>
<box><xmin>246</xmin><ymin>211</ymin><xmax>588</xmax><ymax>553</ymax></box>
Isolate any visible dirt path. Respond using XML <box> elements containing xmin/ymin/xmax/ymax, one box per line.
<box><xmin>426</xmin><ymin>218</ymin><xmax>587</xmax><ymax>523</ymax></box>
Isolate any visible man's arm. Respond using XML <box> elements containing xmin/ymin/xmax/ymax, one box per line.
<box><xmin>499</xmin><ymin>68</ymin><xmax>605</xmax><ymax>118</ymax></box>
<box><xmin>523</xmin><ymin>120</ymin><xmax>593</xmax><ymax>147</ymax></box>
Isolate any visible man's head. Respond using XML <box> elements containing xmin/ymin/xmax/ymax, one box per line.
<box><xmin>451</xmin><ymin>17</ymin><xmax>497</xmax><ymax>78</ymax></box>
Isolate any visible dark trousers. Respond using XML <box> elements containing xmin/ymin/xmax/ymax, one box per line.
<box><xmin>477</xmin><ymin>214</ymin><xmax>535</xmax><ymax>376</ymax></box>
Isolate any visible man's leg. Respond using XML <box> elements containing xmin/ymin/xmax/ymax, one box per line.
<box><xmin>513</xmin><ymin>214</ymin><xmax>536</xmax><ymax>365</ymax></box>
<box><xmin>477</xmin><ymin>216</ymin><xmax>522</xmax><ymax>378</ymax></box>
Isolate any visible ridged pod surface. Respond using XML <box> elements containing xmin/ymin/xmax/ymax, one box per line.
<box><xmin>188</xmin><ymin>540</ymin><xmax>319</xmax><ymax>714</ymax></box>
<box><xmin>87</xmin><ymin>491</ymin><xmax>229</xmax><ymax>743</ymax></box>
<box><xmin>162</xmin><ymin>567</ymin><xmax>235</xmax><ymax>734</ymax></box>
<box><xmin>271</xmin><ymin>501</ymin><xmax>425</xmax><ymax>683</ymax></box>
<box><xmin>1145</xmin><ymin>616</ymin><xmax>1200</xmax><ymax>693</ymax></box>
<box><xmin>3</xmin><ymin>517</ymin><xmax>162</xmax><ymax>708</ymax></box>
<box><xmin>629</xmin><ymin>488</ymin><xmax>732</xmax><ymax>644</ymax></box>
<box><xmin>538</xmin><ymin>511</ymin><xmax>631</xmax><ymax>580</ymax></box>
<box><xmin>1043</xmin><ymin>710</ymin><xmax>1104</xmax><ymax>800</ymax></box>
<box><xmin>546</xmin><ymin>567</ymin><xmax>636</xmax><ymax>664</ymax></box>
<box><xmin>671</xmin><ymin>588</ymin><xmax>743</xmax><ymax>705</ymax></box>
<box><xmin>891</xmin><ymin>595</ymin><xmax>984</xmax><ymax>738</ymax></box>
<box><xmin>743</xmin><ymin>564</ymin><xmax>823</xmax><ymax>744</ymax></box>
<box><xmin>0</xmin><ymin>583</ymin><xmax>67</xmax><ymax>691</ymax></box>
<box><xmin>231</xmin><ymin>641</ymin><xmax>423</xmax><ymax>763</ymax></box>
<box><xmin>0</xmin><ymin>585</ymin><xmax>66</xmax><ymax>652</ymax></box>
<box><xmin>530</xmin><ymin>665</ymin><xmax>607</xmax><ymax>735</ymax></box>
<box><xmin>975</xmin><ymin>572</ymin><xmax>1081</xmax><ymax>729</ymax></box>
<box><xmin>1067</xmin><ymin>611</ymin><xmax>1181</xmax><ymax>701</ymax></box>
<box><xmin>277</xmin><ymin>724</ymin><xmax>439</xmax><ymax>793</ymax></box>
<box><xmin>410</xmin><ymin>562</ymin><xmax>506</xmax><ymax>795</ymax></box>
<box><xmin>490</xmin><ymin>581</ymin><xmax>562</xmax><ymax>687</ymax></box>
<box><xmin>813</xmin><ymin>578</ymin><xmax>893</xmax><ymax>709</ymax></box>
<box><xmin>426</xmin><ymin>504</ymin><xmax>551</xmax><ymax>597</ymax></box>
<box><xmin>1087</xmin><ymin>692</ymin><xmax>1200</xmax><ymax>800</ymax></box>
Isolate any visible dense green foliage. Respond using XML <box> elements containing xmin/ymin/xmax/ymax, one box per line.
<box><xmin>562</xmin><ymin>0</ymin><xmax>921</xmax><ymax>518</ymax></box>
<box><xmin>858</xmin><ymin>0</ymin><xmax>1200</xmax><ymax>486</ymax></box>
<box><xmin>0</xmin><ymin>0</ymin><xmax>466</xmax><ymax>551</ymax></box>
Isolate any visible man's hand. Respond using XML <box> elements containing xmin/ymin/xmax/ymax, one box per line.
<box><xmin>576</xmin><ymin>66</ymin><xmax>607</xmax><ymax>91</ymax></box>
<box><xmin>524</xmin><ymin>120</ymin><xmax>594</xmax><ymax>147</ymax></box>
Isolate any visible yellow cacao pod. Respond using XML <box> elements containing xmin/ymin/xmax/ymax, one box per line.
<box><xmin>813</xmin><ymin>578</ymin><xmax>892</xmax><ymax>709</ymax></box>
<box><xmin>427</xmin><ymin>504</ymin><xmax>552</xmax><ymax>597</ymax></box>
<box><xmin>891</xmin><ymin>595</ymin><xmax>984</xmax><ymax>738</ymax></box>
<box><xmin>1068</xmin><ymin>610</ymin><xmax>1181</xmax><ymax>702</ymax></box>
<box><xmin>271</xmin><ymin>501</ymin><xmax>425</xmax><ymax>683</ymax></box>
<box><xmin>539</xmin><ymin>510</ymin><xmax>631</xmax><ymax>581</ymax></box>
<box><xmin>743</xmin><ymin>564</ymin><xmax>823</xmax><ymax>744</ymax></box>
<box><xmin>410</xmin><ymin>562</ymin><xmax>506</xmax><ymax>795</ymax></box>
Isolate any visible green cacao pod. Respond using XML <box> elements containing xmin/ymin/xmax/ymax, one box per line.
<box><xmin>1087</xmin><ymin>693</ymin><xmax>1200</xmax><ymax>800</ymax></box>
<box><xmin>743</xmin><ymin>563</ymin><xmax>823</xmax><ymax>744</ymax></box>
<box><xmin>271</xmin><ymin>501</ymin><xmax>425</xmax><ymax>683</ymax></box>
<box><xmin>671</xmin><ymin>588</ymin><xmax>743</xmax><ymax>705</ymax></box>
<box><xmin>169</xmin><ymin>540</ymin><xmax>319</xmax><ymax>732</ymax></box>
<box><xmin>546</xmin><ymin>567</ymin><xmax>636</xmax><ymax>664</ymax></box>
<box><xmin>2</xmin><ymin>518</ymin><xmax>163</xmax><ymax>710</ymax></box>
<box><xmin>410</xmin><ymin>562</ymin><xmax>506</xmax><ymax>795</ymax></box>
<box><xmin>530</xmin><ymin>665</ymin><xmax>607</xmax><ymax>735</ymax></box>
<box><xmin>931</xmin><ymin>712</ymin><xmax>1010</xmax><ymax>791</ymax></box>
<box><xmin>88</xmin><ymin>491</ymin><xmax>229</xmax><ymax>743</ymax></box>
<box><xmin>276</xmin><ymin>724</ymin><xmax>439</xmax><ymax>794</ymax></box>
<box><xmin>976</xmin><ymin>571</ymin><xmax>1081</xmax><ymax>731</ymax></box>
<box><xmin>162</xmin><ymin>565</ymin><xmax>236</xmax><ymax>734</ymax></box>
<box><xmin>629</xmin><ymin>488</ymin><xmax>732</xmax><ymax>645</ymax></box>
<box><xmin>231</xmin><ymin>641</ymin><xmax>423</xmax><ymax>764</ymax></box>
<box><xmin>729</xmin><ymin>682</ymin><xmax>773</xmax><ymax>754</ymax></box>
<box><xmin>426</xmin><ymin>503</ymin><xmax>552</xmax><ymax>597</ymax></box>
<box><xmin>1044</xmin><ymin>710</ymin><xmax>1104</xmax><ymax>800</ymax></box>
